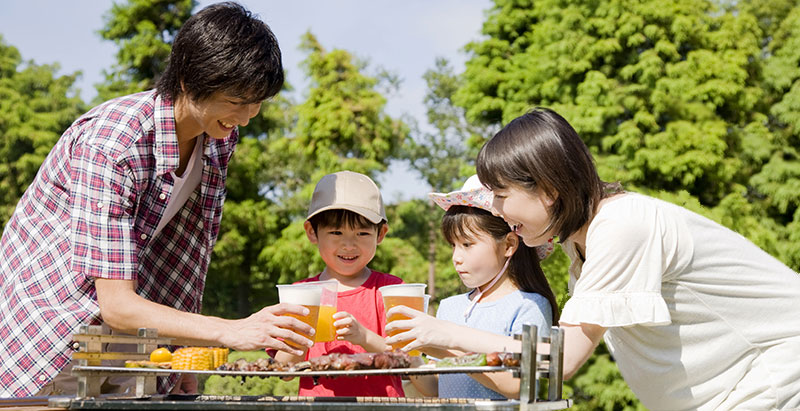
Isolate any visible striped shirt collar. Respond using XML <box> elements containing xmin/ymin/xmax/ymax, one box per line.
<box><xmin>152</xmin><ymin>92</ymin><xmax>239</xmax><ymax>176</ymax></box>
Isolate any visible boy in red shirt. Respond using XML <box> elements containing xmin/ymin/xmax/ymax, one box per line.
<box><xmin>276</xmin><ymin>171</ymin><xmax>404</xmax><ymax>397</ymax></box>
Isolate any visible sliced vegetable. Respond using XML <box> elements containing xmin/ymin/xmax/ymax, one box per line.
<box><xmin>435</xmin><ymin>352</ymin><xmax>487</xmax><ymax>367</ymax></box>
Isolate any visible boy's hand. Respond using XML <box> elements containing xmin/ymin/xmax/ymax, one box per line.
<box><xmin>333</xmin><ymin>311</ymin><xmax>369</xmax><ymax>347</ymax></box>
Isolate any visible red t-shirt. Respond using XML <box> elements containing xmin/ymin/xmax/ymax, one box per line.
<box><xmin>297</xmin><ymin>270</ymin><xmax>404</xmax><ymax>397</ymax></box>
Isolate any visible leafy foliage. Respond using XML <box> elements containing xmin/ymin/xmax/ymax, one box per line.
<box><xmin>95</xmin><ymin>0</ymin><xmax>195</xmax><ymax>102</ymax></box>
<box><xmin>756</xmin><ymin>4</ymin><xmax>800</xmax><ymax>268</ymax></box>
<box><xmin>405</xmin><ymin>58</ymin><xmax>486</xmax><ymax>193</ymax></box>
<box><xmin>0</xmin><ymin>36</ymin><xmax>84</xmax><ymax>229</ymax></box>
<box><xmin>569</xmin><ymin>344</ymin><xmax>646</xmax><ymax>411</ymax></box>
<box><xmin>290</xmin><ymin>31</ymin><xmax>408</xmax><ymax>180</ymax></box>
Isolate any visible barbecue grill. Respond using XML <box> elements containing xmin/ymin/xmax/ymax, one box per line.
<box><xmin>47</xmin><ymin>324</ymin><xmax>571</xmax><ymax>410</ymax></box>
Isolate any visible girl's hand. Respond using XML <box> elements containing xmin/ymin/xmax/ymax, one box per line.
<box><xmin>384</xmin><ymin>305</ymin><xmax>455</xmax><ymax>352</ymax></box>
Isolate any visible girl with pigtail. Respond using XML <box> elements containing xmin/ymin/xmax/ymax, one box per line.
<box><xmin>385</xmin><ymin>175</ymin><xmax>558</xmax><ymax>399</ymax></box>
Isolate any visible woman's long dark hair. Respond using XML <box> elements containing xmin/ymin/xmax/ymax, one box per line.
<box><xmin>476</xmin><ymin>108</ymin><xmax>622</xmax><ymax>243</ymax></box>
<box><xmin>442</xmin><ymin>206</ymin><xmax>560</xmax><ymax>323</ymax></box>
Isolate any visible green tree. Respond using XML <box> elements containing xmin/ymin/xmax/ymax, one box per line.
<box><xmin>457</xmin><ymin>0</ymin><xmax>764</xmax><ymax>205</ymax></box>
<box><xmin>291</xmin><ymin>31</ymin><xmax>407</xmax><ymax>181</ymax></box>
<box><xmin>756</xmin><ymin>5</ymin><xmax>800</xmax><ymax>269</ymax></box>
<box><xmin>408</xmin><ymin>58</ymin><xmax>485</xmax><ymax>192</ymax></box>
<box><xmin>0</xmin><ymin>36</ymin><xmax>84</xmax><ymax>229</ymax></box>
<box><xmin>95</xmin><ymin>0</ymin><xmax>195</xmax><ymax>102</ymax></box>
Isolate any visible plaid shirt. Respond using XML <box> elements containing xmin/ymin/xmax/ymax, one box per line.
<box><xmin>0</xmin><ymin>90</ymin><xmax>237</xmax><ymax>396</ymax></box>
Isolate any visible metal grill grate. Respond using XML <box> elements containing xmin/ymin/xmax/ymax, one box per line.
<box><xmin>60</xmin><ymin>325</ymin><xmax>572</xmax><ymax>410</ymax></box>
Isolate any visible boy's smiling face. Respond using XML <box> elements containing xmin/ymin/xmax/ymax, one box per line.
<box><xmin>304</xmin><ymin>220</ymin><xmax>388</xmax><ymax>280</ymax></box>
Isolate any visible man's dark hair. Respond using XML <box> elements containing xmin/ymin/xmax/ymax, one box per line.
<box><xmin>308</xmin><ymin>209</ymin><xmax>385</xmax><ymax>235</ymax></box>
<box><xmin>156</xmin><ymin>2</ymin><xmax>284</xmax><ymax>103</ymax></box>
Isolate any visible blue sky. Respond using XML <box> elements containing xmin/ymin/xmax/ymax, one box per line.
<box><xmin>0</xmin><ymin>0</ymin><xmax>491</xmax><ymax>202</ymax></box>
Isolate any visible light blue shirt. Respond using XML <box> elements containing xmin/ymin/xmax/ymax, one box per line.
<box><xmin>436</xmin><ymin>290</ymin><xmax>552</xmax><ymax>399</ymax></box>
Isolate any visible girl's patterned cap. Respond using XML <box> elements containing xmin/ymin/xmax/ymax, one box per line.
<box><xmin>429</xmin><ymin>175</ymin><xmax>492</xmax><ymax>212</ymax></box>
<box><xmin>428</xmin><ymin>175</ymin><xmax>554</xmax><ymax>260</ymax></box>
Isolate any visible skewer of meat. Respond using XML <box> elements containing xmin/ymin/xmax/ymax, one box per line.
<box><xmin>486</xmin><ymin>351</ymin><xmax>520</xmax><ymax>367</ymax></box>
<box><xmin>217</xmin><ymin>350</ymin><xmax>412</xmax><ymax>372</ymax></box>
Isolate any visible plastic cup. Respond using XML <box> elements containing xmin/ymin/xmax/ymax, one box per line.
<box><xmin>379</xmin><ymin>283</ymin><xmax>427</xmax><ymax>355</ymax></box>
<box><xmin>276</xmin><ymin>283</ymin><xmax>323</xmax><ymax>349</ymax></box>
<box><xmin>314</xmin><ymin>280</ymin><xmax>338</xmax><ymax>343</ymax></box>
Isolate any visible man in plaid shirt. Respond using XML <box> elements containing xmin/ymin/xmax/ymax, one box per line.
<box><xmin>0</xmin><ymin>2</ymin><xmax>313</xmax><ymax>397</ymax></box>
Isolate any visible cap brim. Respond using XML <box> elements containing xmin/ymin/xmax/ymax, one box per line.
<box><xmin>306</xmin><ymin>204</ymin><xmax>385</xmax><ymax>225</ymax></box>
<box><xmin>428</xmin><ymin>188</ymin><xmax>492</xmax><ymax>212</ymax></box>
<box><xmin>428</xmin><ymin>192</ymin><xmax>453</xmax><ymax>211</ymax></box>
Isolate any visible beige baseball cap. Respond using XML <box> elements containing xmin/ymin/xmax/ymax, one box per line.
<box><xmin>306</xmin><ymin>171</ymin><xmax>387</xmax><ymax>224</ymax></box>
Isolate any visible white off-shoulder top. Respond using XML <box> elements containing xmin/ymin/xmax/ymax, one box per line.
<box><xmin>561</xmin><ymin>193</ymin><xmax>800</xmax><ymax>411</ymax></box>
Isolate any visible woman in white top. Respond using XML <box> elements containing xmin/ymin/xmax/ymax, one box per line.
<box><xmin>475</xmin><ymin>108</ymin><xmax>800</xmax><ymax>411</ymax></box>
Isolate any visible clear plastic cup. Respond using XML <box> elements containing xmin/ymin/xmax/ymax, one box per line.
<box><xmin>276</xmin><ymin>283</ymin><xmax>323</xmax><ymax>349</ymax></box>
<box><xmin>314</xmin><ymin>280</ymin><xmax>338</xmax><ymax>342</ymax></box>
<box><xmin>379</xmin><ymin>283</ymin><xmax>427</xmax><ymax>355</ymax></box>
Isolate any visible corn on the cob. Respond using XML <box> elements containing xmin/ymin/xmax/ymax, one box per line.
<box><xmin>171</xmin><ymin>347</ymin><xmax>213</xmax><ymax>370</ymax></box>
<box><xmin>162</xmin><ymin>347</ymin><xmax>229</xmax><ymax>370</ymax></box>
<box><xmin>210</xmin><ymin>347</ymin><xmax>229</xmax><ymax>369</ymax></box>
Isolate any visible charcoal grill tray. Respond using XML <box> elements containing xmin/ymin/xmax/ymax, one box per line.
<box><xmin>58</xmin><ymin>365</ymin><xmax>571</xmax><ymax>410</ymax></box>
<box><xmin>50</xmin><ymin>394</ymin><xmax>571</xmax><ymax>410</ymax></box>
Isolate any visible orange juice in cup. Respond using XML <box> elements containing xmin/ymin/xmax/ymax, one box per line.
<box><xmin>276</xmin><ymin>283</ymin><xmax>323</xmax><ymax>349</ymax></box>
<box><xmin>315</xmin><ymin>305</ymin><xmax>337</xmax><ymax>342</ymax></box>
<box><xmin>314</xmin><ymin>280</ymin><xmax>338</xmax><ymax>342</ymax></box>
<box><xmin>379</xmin><ymin>283</ymin><xmax>426</xmax><ymax>356</ymax></box>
